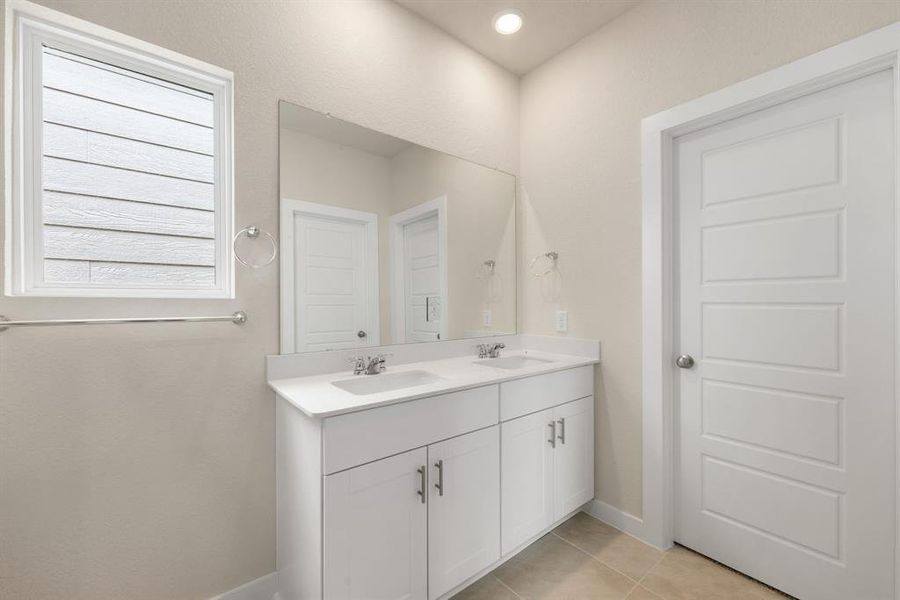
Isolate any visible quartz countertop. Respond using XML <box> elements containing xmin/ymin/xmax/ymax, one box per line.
<box><xmin>268</xmin><ymin>350</ymin><xmax>600</xmax><ymax>418</ymax></box>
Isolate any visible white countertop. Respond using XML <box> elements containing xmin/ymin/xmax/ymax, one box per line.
<box><xmin>268</xmin><ymin>350</ymin><xmax>600</xmax><ymax>419</ymax></box>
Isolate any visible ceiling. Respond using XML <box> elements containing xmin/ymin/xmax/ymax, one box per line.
<box><xmin>280</xmin><ymin>101</ymin><xmax>412</xmax><ymax>157</ymax></box>
<box><xmin>395</xmin><ymin>0</ymin><xmax>640</xmax><ymax>75</ymax></box>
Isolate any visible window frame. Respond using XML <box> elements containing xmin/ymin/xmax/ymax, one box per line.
<box><xmin>4</xmin><ymin>0</ymin><xmax>234</xmax><ymax>298</ymax></box>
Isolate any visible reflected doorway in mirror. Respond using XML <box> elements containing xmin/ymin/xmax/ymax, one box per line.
<box><xmin>390</xmin><ymin>197</ymin><xmax>448</xmax><ymax>344</ymax></box>
<box><xmin>279</xmin><ymin>199</ymin><xmax>380</xmax><ymax>353</ymax></box>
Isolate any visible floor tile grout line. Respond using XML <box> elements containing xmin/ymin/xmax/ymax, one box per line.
<box><xmin>489</xmin><ymin>573</ymin><xmax>525</xmax><ymax>599</ymax></box>
<box><xmin>562</xmin><ymin>514</ymin><xmax>672</xmax><ymax>599</ymax></box>
<box><xmin>632</xmin><ymin>549</ymin><xmax>669</xmax><ymax>599</ymax></box>
<box><xmin>549</xmin><ymin>531</ymin><xmax>644</xmax><ymax>585</ymax></box>
<box><xmin>627</xmin><ymin>583</ymin><xmax>666</xmax><ymax>600</ymax></box>
<box><xmin>551</xmin><ymin>525</ymin><xmax>672</xmax><ymax>600</ymax></box>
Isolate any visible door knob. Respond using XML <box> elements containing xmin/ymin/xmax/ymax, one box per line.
<box><xmin>676</xmin><ymin>354</ymin><xmax>695</xmax><ymax>369</ymax></box>
<box><xmin>357</xmin><ymin>330</ymin><xmax>367</xmax><ymax>338</ymax></box>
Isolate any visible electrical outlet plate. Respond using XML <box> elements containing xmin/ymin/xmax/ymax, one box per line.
<box><xmin>555</xmin><ymin>310</ymin><xmax>568</xmax><ymax>333</ymax></box>
<box><xmin>483</xmin><ymin>309</ymin><xmax>493</xmax><ymax>327</ymax></box>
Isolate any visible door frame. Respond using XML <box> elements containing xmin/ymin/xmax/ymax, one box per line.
<box><xmin>640</xmin><ymin>21</ymin><xmax>900</xmax><ymax>581</ymax></box>
<box><xmin>279</xmin><ymin>198</ymin><xmax>380</xmax><ymax>353</ymax></box>
<box><xmin>389</xmin><ymin>196</ymin><xmax>449</xmax><ymax>344</ymax></box>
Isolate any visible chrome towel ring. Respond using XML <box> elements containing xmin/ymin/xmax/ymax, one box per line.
<box><xmin>233</xmin><ymin>225</ymin><xmax>277</xmax><ymax>269</ymax></box>
<box><xmin>529</xmin><ymin>251</ymin><xmax>559</xmax><ymax>277</ymax></box>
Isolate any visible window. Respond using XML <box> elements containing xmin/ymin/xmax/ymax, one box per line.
<box><xmin>6</xmin><ymin>3</ymin><xmax>233</xmax><ymax>297</ymax></box>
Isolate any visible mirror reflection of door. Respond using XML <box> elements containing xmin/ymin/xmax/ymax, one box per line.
<box><xmin>281</xmin><ymin>199</ymin><xmax>380</xmax><ymax>353</ymax></box>
<box><xmin>404</xmin><ymin>215</ymin><xmax>439</xmax><ymax>342</ymax></box>
<box><xmin>390</xmin><ymin>197</ymin><xmax>448</xmax><ymax>344</ymax></box>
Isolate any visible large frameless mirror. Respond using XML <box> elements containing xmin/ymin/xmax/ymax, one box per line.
<box><xmin>279</xmin><ymin>101</ymin><xmax>516</xmax><ymax>354</ymax></box>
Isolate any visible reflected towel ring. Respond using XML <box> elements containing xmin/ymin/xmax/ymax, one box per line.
<box><xmin>476</xmin><ymin>259</ymin><xmax>496</xmax><ymax>279</ymax></box>
<box><xmin>233</xmin><ymin>225</ymin><xmax>277</xmax><ymax>269</ymax></box>
<box><xmin>529</xmin><ymin>251</ymin><xmax>558</xmax><ymax>277</ymax></box>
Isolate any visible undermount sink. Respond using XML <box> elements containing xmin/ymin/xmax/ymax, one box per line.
<box><xmin>474</xmin><ymin>355</ymin><xmax>555</xmax><ymax>370</ymax></box>
<box><xmin>331</xmin><ymin>370</ymin><xmax>446</xmax><ymax>396</ymax></box>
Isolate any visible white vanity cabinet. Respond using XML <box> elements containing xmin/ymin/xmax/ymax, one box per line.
<box><xmin>324</xmin><ymin>448</ymin><xmax>428</xmax><ymax>600</ymax></box>
<box><xmin>499</xmin><ymin>407</ymin><xmax>555</xmax><ymax>554</ymax></box>
<box><xmin>275</xmin><ymin>363</ymin><xmax>595</xmax><ymax>600</ymax></box>
<box><xmin>427</xmin><ymin>427</ymin><xmax>500</xmax><ymax>599</ymax></box>
<box><xmin>552</xmin><ymin>396</ymin><xmax>595</xmax><ymax>518</ymax></box>
<box><xmin>323</xmin><ymin>427</ymin><xmax>500</xmax><ymax>600</ymax></box>
<box><xmin>500</xmin><ymin>369</ymin><xmax>595</xmax><ymax>554</ymax></box>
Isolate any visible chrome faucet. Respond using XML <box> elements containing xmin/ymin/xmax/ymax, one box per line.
<box><xmin>477</xmin><ymin>343</ymin><xmax>505</xmax><ymax>359</ymax></box>
<box><xmin>350</xmin><ymin>354</ymin><xmax>391</xmax><ymax>375</ymax></box>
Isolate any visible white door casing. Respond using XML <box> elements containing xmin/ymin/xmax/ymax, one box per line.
<box><xmin>279</xmin><ymin>199</ymin><xmax>379</xmax><ymax>353</ymax></box>
<box><xmin>323</xmin><ymin>448</ymin><xmax>427</xmax><ymax>600</ymax></box>
<box><xmin>390</xmin><ymin>197</ymin><xmax>448</xmax><ymax>344</ymax></box>
<box><xmin>427</xmin><ymin>426</ymin><xmax>500</xmax><ymax>599</ymax></box>
<box><xmin>642</xmin><ymin>22</ymin><xmax>900</xmax><ymax>600</ymax></box>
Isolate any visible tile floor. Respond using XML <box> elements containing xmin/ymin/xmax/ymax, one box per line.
<box><xmin>451</xmin><ymin>512</ymin><xmax>792</xmax><ymax>600</ymax></box>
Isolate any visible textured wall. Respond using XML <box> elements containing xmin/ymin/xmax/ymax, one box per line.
<box><xmin>519</xmin><ymin>0</ymin><xmax>900</xmax><ymax>518</ymax></box>
<box><xmin>0</xmin><ymin>1</ymin><xmax>518</xmax><ymax>599</ymax></box>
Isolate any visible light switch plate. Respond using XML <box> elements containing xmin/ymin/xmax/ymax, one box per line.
<box><xmin>483</xmin><ymin>309</ymin><xmax>493</xmax><ymax>327</ymax></box>
<box><xmin>555</xmin><ymin>310</ymin><xmax>568</xmax><ymax>333</ymax></box>
<box><xmin>426</xmin><ymin>296</ymin><xmax>441</xmax><ymax>322</ymax></box>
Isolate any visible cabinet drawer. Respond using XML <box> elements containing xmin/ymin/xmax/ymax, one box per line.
<box><xmin>500</xmin><ymin>366</ymin><xmax>593</xmax><ymax>421</ymax></box>
<box><xmin>322</xmin><ymin>385</ymin><xmax>499</xmax><ymax>474</ymax></box>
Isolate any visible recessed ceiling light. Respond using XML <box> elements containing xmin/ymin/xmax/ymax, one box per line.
<box><xmin>493</xmin><ymin>9</ymin><xmax>523</xmax><ymax>35</ymax></box>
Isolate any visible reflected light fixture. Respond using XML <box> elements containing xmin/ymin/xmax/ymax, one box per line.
<box><xmin>493</xmin><ymin>9</ymin><xmax>523</xmax><ymax>35</ymax></box>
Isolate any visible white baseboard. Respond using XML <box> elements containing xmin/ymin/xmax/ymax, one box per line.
<box><xmin>209</xmin><ymin>572</ymin><xmax>277</xmax><ymax>600</ymax></box>
<box><xmin>582</xmin><ymin>499</ymin><xmax>658</xmax><ymax>547</ymax></box>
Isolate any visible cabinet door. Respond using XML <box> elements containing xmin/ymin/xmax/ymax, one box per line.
<box><xmin>553</xmin><ymin>396</ymin><xmax>595</xmax><ymax>520</ymax></box>
<box><xmin>324</xmin><ymin>448</ymin><xmax>427</xmax><ymax>600</ymax></box>
<box><xmin>500</xmin><ymin>407</ymin><xmax>555</xmax><ymax>555</ymax></box>
<box><xmin>428</xmin><ymin>426</ymin><xmax>500</xmax><ymax>599</ymax></box>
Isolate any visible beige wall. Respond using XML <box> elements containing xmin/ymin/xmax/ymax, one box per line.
<box><xmin>519</xmin><ymin>0</ymin><xmax>900</xmax><ymax>517</ymax></box>
<box><xmin>0</xmin><ymin>1</ymin><xmax>518</xmax><ymax>599</ymax></box>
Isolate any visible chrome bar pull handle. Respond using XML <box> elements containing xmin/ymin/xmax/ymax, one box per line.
<box><xmin>417</xmin><ymin>466</ymin><xmax>426</xmax><ymax>504</ymax></box>
<box><xmin>434</xmin><ymin>460</ymin><xmax>444</xmax><ymax>496</ymax></box>
<box><xmin>548</xmin><ymin>421</ymin><xmax>557</xmax><ymax>448</ymax></box>
<box><xmin>557</xmin><ymin>417</ymin><xmax>566</xmax><ymax>444</ymax></box>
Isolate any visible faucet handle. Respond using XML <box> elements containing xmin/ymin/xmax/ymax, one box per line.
<box><xmin>348</xmin><ymin>356</ymin><xmax>366</xmax><ymax>374</ymax></box>
<box><xmin>488</xmin><ymin>342</ymin><xmax>506</xmax><ymax>358</ymax></box>
<box><xmin>375</xmin><ymin>353</ymin><xmax>392</xmax><ymax>372</ymax></box>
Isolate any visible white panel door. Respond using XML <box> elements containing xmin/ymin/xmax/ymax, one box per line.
<box><xmin>552</xmin><ymin>396</ymin><xmax>595</xmax><ymax>520</ymax></box>
<box><xmin>500</xmin><ymin>407</ymin><xmax>555</xmax><ymax>555</ymax></box>
<box><xmin>404</xmin><ymin>215</ymin><xmax>441</xmax><ymax>342</ymax></box>
<box><xmin>324</xmin><ymin>448</ymin><xmax>427</xmax><ymax>600</ymax></box>
<box><xmin>428</xmin><ymin>426</ymin><xmax>500</xmax><ymax>599</ymax></box>
<box><xmin>675</xmin><ymin>70</ymin><xmax>895</xmax><ymax>600</ymax></box>
<box><xmin>294</xmin><ymin>211</ymin><xmax>378</xmax><ymax>351</ymax></box>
